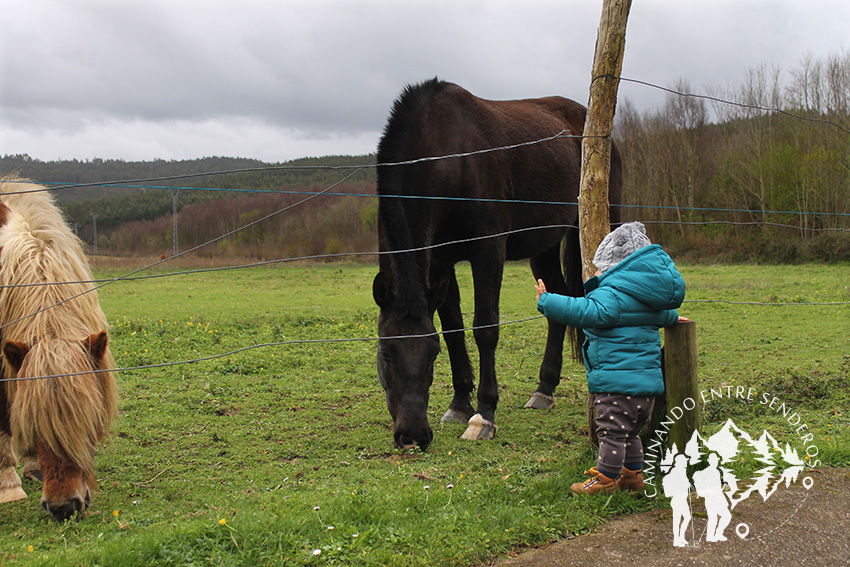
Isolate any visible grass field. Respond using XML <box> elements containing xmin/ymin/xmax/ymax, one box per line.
<box><xmin>1</xmin><ymin>261</ymin><xmax>848</xmax><ymax>566</ymax></box>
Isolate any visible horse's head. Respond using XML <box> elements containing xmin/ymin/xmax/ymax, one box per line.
<box><xmin>3</xmin><ymin>331</ymin><xmax>116</xmax><ymax>521</ymax></box>
<box><xmin>373</xmin><ymin>272</ymin><xmax>449</xmax><ymax>451</ymax></box>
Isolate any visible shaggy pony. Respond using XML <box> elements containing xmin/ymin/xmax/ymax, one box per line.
<box><xmin>0</xmin><ymin>178</ymin><xmax>116</xmax><ymax>521</ymax></box>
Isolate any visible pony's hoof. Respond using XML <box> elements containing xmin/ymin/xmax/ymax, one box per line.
<box><xmin>460</xmin><ymin>414</ymin><xmax>497</xmax><ymax>440</ymax></box>
<box><xmin>23</xmin><ymin>468</ymin><xmax>42</xmax><ymax>483</ymax></box>
<box><xmin>525</xmin><ymin>392</ymin><xmax>556</xmax><ymax>409</ymax></box>
<box><xmin>441</xmin><ymin>408</ymin><xmax>472</xmax><ymax>424</ymax></box>
<box><xmin>0</xmin><ymin>468</ymin><xmax>27</xmax><ymax>503</ymax></box>
<box><xmin>0</xmin><ymin>485</ymin><xmax>27</xmax><ymax>503</ymax></box>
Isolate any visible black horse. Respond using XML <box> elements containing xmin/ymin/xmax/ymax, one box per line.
<box><xmin>373</xmin><ymin>78</ymin><xmax>622</xmax><ymax>449</ymax></box>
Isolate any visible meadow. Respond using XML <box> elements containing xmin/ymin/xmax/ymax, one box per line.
<box><xmin>1</xmin><ymin>261</ymin><xmax>848</xmax><ymax>566</ymax></box>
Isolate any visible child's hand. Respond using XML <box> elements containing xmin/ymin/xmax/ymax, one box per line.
<box><xmin>678</xmin><ymin>316</ymin><xmax>689</xmax><ymax>322</ymax></box>
<box><xmin>535</xmin><ymin>279</ymin><xmax>547</xmax><ymax>302</ymax></box>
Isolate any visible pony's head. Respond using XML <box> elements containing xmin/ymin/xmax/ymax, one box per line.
<box><xmin>4</xmin><ymin>331</ymin><xmax>116</xmax><ymax>521</ymax></box>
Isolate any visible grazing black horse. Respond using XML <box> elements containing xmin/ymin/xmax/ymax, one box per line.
<box><xmin>373</xmin><ymin>78</ymin><xmax>622</xmax><ymax>449</ymax></box>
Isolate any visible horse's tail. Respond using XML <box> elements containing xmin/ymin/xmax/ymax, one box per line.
<box><xmin>562</xmin><ymin>224</ymin><xmax>586</xmax><ymax>362</ymax></box>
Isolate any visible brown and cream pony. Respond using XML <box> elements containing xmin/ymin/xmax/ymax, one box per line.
<box><xmin>0</xmin><ymin>179</ymin><xmax>116</xmax><ymax>521</ymax></box>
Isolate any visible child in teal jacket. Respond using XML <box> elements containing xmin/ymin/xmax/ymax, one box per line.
<box><xmin>535</xmin><ymin>222</ymin><xmax>686</xmax><ymax>495</ymax></box>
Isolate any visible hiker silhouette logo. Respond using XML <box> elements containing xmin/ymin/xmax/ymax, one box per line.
<box><xmin>644</xmin><ymin>387</ymin><xmax>819</xmax><ymax>548</ymax></box>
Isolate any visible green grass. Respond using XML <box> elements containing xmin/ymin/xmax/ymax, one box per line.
<box><xmin>1</xmin><ymin>262</ymin><xmax>848</xmax><ymax>566</ymax></box>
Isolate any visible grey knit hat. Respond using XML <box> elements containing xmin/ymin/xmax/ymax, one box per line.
<box><xmin>592</xmin><ymin>222</ymin><xmax>652</xmax><ymax>273</ymax></box>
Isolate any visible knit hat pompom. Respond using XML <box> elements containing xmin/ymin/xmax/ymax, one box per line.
<box><xmin>592</xmin><ymin>222</ymin><xmax>652</xmax><ymax>273</ymax></box>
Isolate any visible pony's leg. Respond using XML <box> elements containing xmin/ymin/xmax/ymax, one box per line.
<box><xmin>461</xmin><ymin>252</ymin><xmax>504</xmax><ymax>441</ymax></box>
<box><xmin>21</xmin><ymin>452</ymin><xmax>41</xmax><ymax>482</ymax></box>
<box><xmin>435</xmin><ymin>267</ymin><xmax>476</xmax><ymax>424</ymax></box>
<box><xmin>527</xmin><ymin>244</ymin><xmax>570</xmax><ymax>409</ymax></box>
<box><xmin>0</xmin><ymin>432</ymin><xmax>26</xmax><ymax>503</ymax></box>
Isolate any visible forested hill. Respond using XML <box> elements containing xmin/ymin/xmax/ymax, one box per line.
<box><xmin>0</xmin><ymin>153</ymin><xmax>377</xmax><ymax>232</ymax></box>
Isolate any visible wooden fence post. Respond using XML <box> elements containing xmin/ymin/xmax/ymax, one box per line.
<box><xmin>578</xmin><ymin>0</ymin><xmax>632</xmax><ymax>281</ymax></box>
<box><xmin>662</xmin><ymin>320</ymin><xmax>700</xmax><ymax>450</ymax></box>
<box><xmin>581</xmin><ymin>0</ymin><xmax>632</xmax><ymax>444</ymax></box>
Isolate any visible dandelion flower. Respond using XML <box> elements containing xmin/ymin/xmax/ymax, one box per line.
<box><xmin>27</xmin><ymin>546</ymin><xmax>33</xmax><ymax>553</ymax></box>
<box><xmin>219</xmin><ymin>518</ymin><xmax>227</xmax><ymax>525</ymax></box>
<box><xmin>113</xmin><ymin>510</ymin><xmax>120</xmax><ymax>517</ymax></box>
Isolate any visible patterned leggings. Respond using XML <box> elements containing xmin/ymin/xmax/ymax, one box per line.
<box><xmin>594</xmin><ymin>393</ymin><xmax>656</xmax><ymax>472</ymax></box>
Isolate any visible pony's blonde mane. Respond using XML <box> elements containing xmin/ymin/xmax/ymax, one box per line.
<box><xmin>0</xmin><ymin>178</ymin><xmax>117</xmax><ymax>477</ymax></box>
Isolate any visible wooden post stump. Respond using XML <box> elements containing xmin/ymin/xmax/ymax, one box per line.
<box><xmin>662</xmin><ymin>320</ymin><xmax>699</xmax><ymax>450</ymax></box>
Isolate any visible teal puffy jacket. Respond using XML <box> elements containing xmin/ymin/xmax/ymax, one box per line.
<box><xmin>537</xmin><ymin>244</ymin><xmax>685</xmax><ymax>395</ymax></box>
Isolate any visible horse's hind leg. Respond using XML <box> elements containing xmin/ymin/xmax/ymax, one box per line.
<box><xmin>0</xmin><ymin>432</ymin><xmax>26</xmax><ymax>503</ymax></box>
<box><xmin>436</xmin><ymin>267</ymin><xmax>476</xmax><ymax>424</ymax></box>
<box><xmin>527</xmin><ymin>244</ymin><xmax>569</xmax><ymax>409</ymax></box>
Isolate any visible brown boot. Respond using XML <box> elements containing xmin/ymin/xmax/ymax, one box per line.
<box><xmin>617</xmin><ymin>467</ymin><xmax>645</xmax><ymax>492</ymax></box>
<box><xmin>570</xmin><ymin>467</ymin><xmax>617</xmax><ymax>496</ymax></box>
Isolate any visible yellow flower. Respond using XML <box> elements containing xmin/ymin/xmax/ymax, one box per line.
<box><xmin>219</xmin><ymin>518</ymin><xmax>227</xmax><ymax>525</ymax></box>
<box><xmin>27</xmin><ymin>546</ymin><xmax>33</xmax><ymax>553</ymax></box>
<box><xmin>113</xmin><ymin>510</ymin><xmax>120</xmax><ymax>517</ymax></box>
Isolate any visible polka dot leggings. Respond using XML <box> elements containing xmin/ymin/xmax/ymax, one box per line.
<box><xmin>594</xmin><ymin>393</ymin><xmax>655</xmax><ymax>473</ymax></box>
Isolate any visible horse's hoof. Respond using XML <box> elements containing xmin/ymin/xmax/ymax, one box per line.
<box><xmin>0</xmin><ymin>468</ymin><xmax>27</xmax><ymax>503</ymax></box>
<box><xmin>460</xmin><ymin>414</ymin><xmax>497</xmax><ymax>440</ymax></box>
<box><xmin>441</xmin><ymin>408</ymin><xmax>472</xmax><ymax>424</ymax></box>
<box><xmin>525</xmin><ymin>392</ymin><xmax>556</xmax><ymax>409</ymax></box>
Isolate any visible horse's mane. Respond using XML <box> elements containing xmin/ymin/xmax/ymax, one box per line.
<box><xmin>0</xmin><ymin>178</ymin><xmax>116</xmax><ymax>477</ymax></box>
<box><xmin>375</xmin><ymin>78</ymin><xmax>448</xmax><ymax>313</ymax></box>
<box><xmin>0</xmin><ymin>179</ymin><xmax>106</xmax><ymax>341</ymax></box>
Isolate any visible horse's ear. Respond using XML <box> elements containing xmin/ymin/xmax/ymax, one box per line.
<box><xmin>372</xmin><ymin>272</ymin><xmax>394</xmax><ymax>309</ymax></box>
<box><xmin>84</xmin><ymin>331</ymin><xmax>109</xmax><ymax>362</ymax></box>
<box><xmin>3</xmin><ymin>341</ymin><xmax>30</xmax><ymax>372</ymax></box>
<box><xmin>427</xmin><ymin>272</ymin><xmax>452</xmax><ymax>312</ymax></box>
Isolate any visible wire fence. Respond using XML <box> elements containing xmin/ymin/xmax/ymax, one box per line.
<box><xmin>1</xmin><ymin>76</ymin><xmax>848</xmax><ymax>384</ymax></box>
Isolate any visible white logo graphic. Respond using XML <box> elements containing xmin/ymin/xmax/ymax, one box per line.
<box><xmin>644</xmin><ymin>387</ymin><xmax>819</xmax><ymax>547</ymax></box>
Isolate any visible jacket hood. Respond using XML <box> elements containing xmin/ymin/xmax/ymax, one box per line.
<box><xmin>589</xmin><ymin>244</ymin><xmax>685</xmax><ymax>310</ymax></box>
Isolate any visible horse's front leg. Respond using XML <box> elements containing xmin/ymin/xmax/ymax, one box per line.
<box><xmin>435</xmin><ymin>267</ymin><xmax>476</xmax><ymax>424</ymax></box>
<box><xmin>461</xmin><ymin>254</ymin><xmax>504</xmax><ymax>441</ymax></box>
<box><xmin>0</xmin><ymin>432</ymin><xmax>26</xmax><ymax>503</ymax></box>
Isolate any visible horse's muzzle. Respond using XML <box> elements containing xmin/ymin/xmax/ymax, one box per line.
<box><xmin>394</xmin><ymin>427</ymin><xmax>434</xmax><ymax>451</ymax></box>
<box><xmin>42</xmin><ymin>488</ymin><xmax>90</xmax><ymax>522</ymax></box>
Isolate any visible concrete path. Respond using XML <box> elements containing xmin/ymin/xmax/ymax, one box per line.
<box><xmin>491</xmin><ymin>467</ymin><xmax>849</xmax><ymax>567</ymax></box>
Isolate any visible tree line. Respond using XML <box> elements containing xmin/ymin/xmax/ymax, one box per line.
<box><xmin>615</xmin><ymin>49</ymin><xmax>849</xmax><ymax>262</ymax></box>
<box><xmin>106</xmin><ymin>182</ymin><xmax>377</xmax><ymax>260</ymax></box>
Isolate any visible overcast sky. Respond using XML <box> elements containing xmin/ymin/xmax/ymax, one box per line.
<box><xmin>1</xmin><ymin>0</ymin><xmax>847</xmax><ymax>163</ymax></box>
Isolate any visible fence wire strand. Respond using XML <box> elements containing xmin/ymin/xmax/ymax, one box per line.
<box><xmin>0</xmin><ymin>317</ymin><xmax>545</xmax><ymax>384</ymax></box>
<box><xmin>597</xmin><ymin>74</ymin><xmax>850</xmax><ymax>134</ymax></box>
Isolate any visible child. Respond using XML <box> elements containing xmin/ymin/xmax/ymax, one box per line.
<box><xmin>535</xmin><ymin>222</ymin><xmax>686</xmax><ymax>495</ymax></box>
